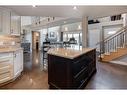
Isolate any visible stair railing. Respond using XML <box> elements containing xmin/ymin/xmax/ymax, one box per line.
<box><xmin>97</xmin><ymin>25</ymin><xmax>127</xmax><ymax>60</ymax></box>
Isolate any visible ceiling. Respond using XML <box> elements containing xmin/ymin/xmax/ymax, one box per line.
<box><xmin>3</xmin><ymin>6</ymin><xmax>127</xmax><ymax>19</ymax></box>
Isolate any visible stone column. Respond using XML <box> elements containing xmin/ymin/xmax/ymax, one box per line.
<box><xmin>82</xmin><ymin>16</ymin><xmax>88</xmax><ymax>48</ymax></box>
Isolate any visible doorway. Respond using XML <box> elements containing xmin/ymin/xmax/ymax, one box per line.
<box><xmin>32</xmin><ymin>31</ymin><xmax>40</xmax><ymax>51</ymax></box>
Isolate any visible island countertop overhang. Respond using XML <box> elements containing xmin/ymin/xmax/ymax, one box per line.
<box><xmin>47</xmin><ymin>47</ymin><xmax>96</xmax><ymax>59</ymax></box>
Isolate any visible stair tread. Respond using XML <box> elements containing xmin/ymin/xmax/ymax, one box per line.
<box><xmin>102</xmin><ymin>47</ymin><xmax>127</xmax><ymax>62</ymax></box>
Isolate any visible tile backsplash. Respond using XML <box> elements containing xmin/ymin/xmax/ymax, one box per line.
<box><xmin>0</xmin><ymin>35</ymin><xmax>21</xmax><ymax>48</ymax></box>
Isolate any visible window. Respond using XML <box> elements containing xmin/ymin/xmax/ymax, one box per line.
<box><xmin>63</xmin><ymin>32</ymin><xmax>82</xmax><ymax>45</ymax></box>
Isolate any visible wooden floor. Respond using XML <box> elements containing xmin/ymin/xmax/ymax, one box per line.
<box><xmin>1</xmin><ymin>50</ymin><xmax>127</xmax><ymax>89</ymax></box>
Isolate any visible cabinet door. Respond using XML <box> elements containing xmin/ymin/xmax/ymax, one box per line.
<box><xmin>14</xmin><ymin>51</ymin><xmax>21</xmax><ymax>77</ymax></box>
<box><xmin>0</xmin><ymin>8</ymin><xmax>11</xmax><ymax>35</ymax></box>
<box><xmin>2</xmin><ymin>9</ymin><xmax>11</xmax><ymax>35</ymax></box>
<box><xmin>14</xmin><ymin>52</ymin><xmax>19</xmax><ymax>77</ymax></box>
<box><xmin>19</xmin><ymin>49</ymin><xmax>23</xmax><ymax>72</ymax></box>
<box><xmin>14</xmin><ymin>50</ymin><xmax>23</xmax><ymax>77</ymax></box>
<box><xmin>11</xmin><ymin>12</ymin><xmax>21</xmax><ymax>36</ymax></box>
<box><xmin>0</xmin><ymin>9</ymin><xmax>2</xmax><ymax>34</ymax></box>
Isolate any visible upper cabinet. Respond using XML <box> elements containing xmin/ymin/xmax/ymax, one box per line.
<box><xmin>0</xmin><ymin>8</ymin><xmax>11</xmax><ymax>35</ymax></box>
<box><xmin>0</xmin><ymin>9</ymin><xmax>2</xmax><ymax>33</ymax></box>
<box><xmin>2</xmin><ymin>9</ymin><xmax>11</xmax><ymax>35</ymax></box>
<box><xmin>10</xmin><ymin>11</ymin><xmax>21</xmax><ymax>36</ymax></box>
<box><xmin>0</xmin><ymin>7</ymin><xmax>21</xmax><ymax>36</ymax></box>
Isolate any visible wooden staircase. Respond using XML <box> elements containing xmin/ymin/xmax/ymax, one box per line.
<box><xmin>102</xmin><ymin>47</ymin><xmax>127</xmax><ymax>62</ymax></box>
<box><xmin>99</xmin><ymin>25</ymin><xmax>127</xmax><ymax>62</ymax></box>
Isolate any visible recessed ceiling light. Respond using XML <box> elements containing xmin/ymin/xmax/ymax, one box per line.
<box><xmin>73</xmin><ymin>6</ymin><xmax>77</xmax><ymax>10</ymax></box>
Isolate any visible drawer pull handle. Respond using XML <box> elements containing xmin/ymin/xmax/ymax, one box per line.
<box><xmin>81</xmin><ymin>66</ymin><xmax>85</xmax><ymax>69</ymax></box>
<box><xmin>74</xmin><ymin>67</ymin><xmax>87</xmax><ymax>79</ymax></box>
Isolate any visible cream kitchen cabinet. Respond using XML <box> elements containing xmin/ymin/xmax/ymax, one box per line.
<box><xmin>0</xmin><ymin>8</ymin><xmax>11</xmax><ymax>35</ymax></box>
<box><xmin>0</xmin><ymin>9</ymin><xmax>2</xmax><ymax>33</ymax></box>
<box><xmin>13</xmin><ymin>49</ymin><xmax>23</xmax><ymax>78</ymax></box>
<box><xmin>10</xmin><ymin>11</ymin><xmax>21</xmax><ymax>36</ymax></box>
<box><xmin>0</xmin><ymin>7</ymin><xmax>21</xmax><ymax>36</ymax></box>
<box><xmin>0</xmin><ymin>49</ymin><xmax>23</xmax><ymax>84</ymax></box>
<box><xmin>0</xmin><ymin>53</ymin><xmax>13</xmax><ymax>84</ymax></box>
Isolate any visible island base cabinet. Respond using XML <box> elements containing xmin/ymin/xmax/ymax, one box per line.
<box><xmin>48</xmin><ymin>49</ymin><xmax>96</xmax><ymax>89</ymax></box>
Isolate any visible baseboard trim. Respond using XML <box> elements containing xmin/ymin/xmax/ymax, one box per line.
<box><xmin>109</xmin><ymin>61</ymin><xmax>127</xmax><ymax>66</ymax></box>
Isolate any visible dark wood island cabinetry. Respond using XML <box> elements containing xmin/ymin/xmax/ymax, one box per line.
<box><xmin>48</xmin><ymin>47</ymin><xmax>96</xmax><ymax>89</ymax></box>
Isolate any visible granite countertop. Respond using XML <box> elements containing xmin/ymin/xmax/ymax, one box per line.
<box><xmin>0</xmin><ymin>47</ymin><xmax>23</xmax><ymax>53</ymax></box>
<box><xmin>47</xmin><ymin>46</ymin><xmax>95</xmax><ymax>59</ymax></box>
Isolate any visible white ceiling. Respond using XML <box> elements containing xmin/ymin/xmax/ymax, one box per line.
<box><xmin>3</xmin><ymin>6</ymin><xmax>127</xmax><ymax>19</ymax></box>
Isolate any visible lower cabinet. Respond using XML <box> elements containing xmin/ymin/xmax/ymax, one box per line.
<box><xmin>0</xmin><ymin>53</ymin><xmax>13</xmax><ymax>84</ymax></box>
<box><xmin>48</xmin><ymin>49</ymin><xmax>96</xmax><ymax>89</ymax></box>
<box><xmin>0</xmin><ymin>49</ymin><xmax>23</xmax><ymax>84</ymax></box>
<box><xmin>13</xmin><ymin>49</ymin><xmax>23</xmax><ymax>78</ymax></box>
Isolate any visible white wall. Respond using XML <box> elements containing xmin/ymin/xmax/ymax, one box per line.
<box><xmin>22</xmin><ymin>15</ymin><xmax>124</xmax><ymax>52</ymax></box>
<box><xmin>23</xmin><ymin>30</ymin><xmax>32</xmax><ymax>52</ymax></box>
<box><xmin>122</xmin><ymin>13</ymin><xmax>127</xmax><ymax>26</ymax></box>
<box><xmin>40</xmin><ymin>29</ymin><xmax>48</xmax><ymax>47</ymax></box>
<box><xmin>61</xmin><ymin>22</ymin><xmax>82</xmax><ymax>32</ymax></box>
<box><xmin>21</xmin><ymin>16</ymin><xmax>32</xmax><ymax>26</ymax></box>
<box><xmin>103</xmin><ymin>25</ymin><xmax>122</xmax><ymax>38</ymax></box>
<box><xmin>48</xmin><ymin>26</ymin><xmax>60</xmax><ymax>41</ymax></box>
<box><xmin>24</xmin><ymin>31</ymin><xmax>32</xmax><ymax>43</ymax></box>
<box><xmin>0</xmin><ymin>10</ymin><xmax>2</xmax><ymax>32</ymax></box>
<box><xmin>88</xmin><ymin>29</ymin><xmax>100</xmax><ymax>51</ymax></box>
<box><xmin>88</xmin><ymin>20</ymin><xmax>123</xmax><ymax>51</ymax></box>
<box><xmin>98</xmin><ymin>17</ymin><xmax>111</xmax><ymax>22</ymax></box>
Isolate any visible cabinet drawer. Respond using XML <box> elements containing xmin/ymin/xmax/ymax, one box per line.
<box><xmin>0</xmin><ymin>53</ymin><xmax>13</xmax><ymax>57</ymax></box>
<box><xmin>0</xmin><ymin>59</ymin><xmax>13</xmax><ymax>66</ymax></box>
<box><xmin>74</xmin><ymin>67</ymin><xmax>88</xmax><ymax>80</ymax></box>
<box><xmin>0</xmin><ymin>65</ymin><xmax>10</xmax><ymax>74</ymax></box>
<box><xmin>73</xmin><ymin>67</ymin><xmax>88</xmax><ymax>87</ymax></box>
<box><xmin>72</xmin><ymin>56</ymin><xmax>90</xmax><ymax>76</ymax></box>
<box><xmin>0</xmin><ymin>64</ymin><xmax>13</xmax><ymax>84</ymax></box>
<box><xmin>0</xmin><ymin>72</ymin><xmax>11</xmax><ymax>84</ymax></box>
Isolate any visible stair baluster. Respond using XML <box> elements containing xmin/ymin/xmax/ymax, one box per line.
<box><xmin>98</xmin><ymin>25</ymin><xmax>127</xmax><ymax>61</ymax></box>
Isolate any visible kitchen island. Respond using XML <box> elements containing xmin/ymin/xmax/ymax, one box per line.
<box><xmin>47</xmin><ymin>47</ymin><xmax>96</xmax><ymax>89</ymax></box>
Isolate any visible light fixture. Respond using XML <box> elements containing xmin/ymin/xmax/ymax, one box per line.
<box><xmin>65</xmin><ymin>27</ymin><xmax>68</xmax><ymax>31</ymax></box>
<box><xmin>36</xmin><ymin>33</ymin><xmax>39</xmax><ymax>36</ymax></box>
<box><xmin>108</xmin><ymin>31</ymin><xmax>116</xmax><ymax>35</ymax></box>
<box><xmin>73</xmin><ymin>6</ymin><xmax>77</xmax><ymax>10</ymax></box>
<box><xmin>32</xmin><ymin>5</ymin><xmax>37</xmax><ymax>8</ymax></box>
<box><xmin>78</xmin><ymin>25</ymin><xmax>81</xmax><ymax>30</ymax></box>
<box><xmin>48</xmin><ymin>17</ymin><xmax>50</xmax><ymax>22</ymax></box>
<box><xmin>53</xmin><ymin>17</ymin><xmax>55</xmax><ymax>20</ymax></box>
<box><xmin>64</xmin><ymin>21</ymin><xmax>66</xmax><ymax>24</ymax></box>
